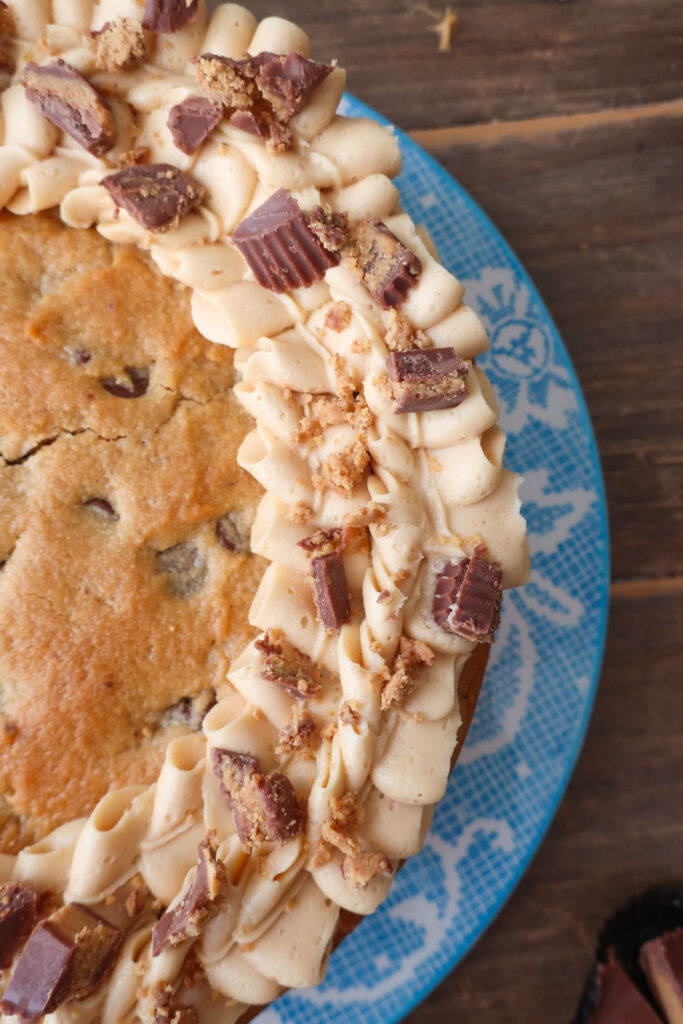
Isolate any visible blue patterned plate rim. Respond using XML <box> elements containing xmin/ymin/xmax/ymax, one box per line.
<box><xmin>259</xmin><ymin>95</ymin><xmax>610</xmax><ymax>1024</ymax></box>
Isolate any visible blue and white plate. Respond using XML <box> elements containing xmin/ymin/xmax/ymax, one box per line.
<box><xmin>259</xmin><ymin>97</ymin><xmax>610</xmax><ymax>1024</ymax></box>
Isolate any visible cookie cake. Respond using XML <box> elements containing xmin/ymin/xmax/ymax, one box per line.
<box><xmin>0</xmin><ymin>2</ymin><xmax>529</xmax><ymax>1020</ymax></box>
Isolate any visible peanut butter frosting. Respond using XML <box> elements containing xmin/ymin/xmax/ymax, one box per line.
<box><xmin>0</xmin><ymin>2</ymin><xmax>529</xmax><ymax>1020</ymax></box>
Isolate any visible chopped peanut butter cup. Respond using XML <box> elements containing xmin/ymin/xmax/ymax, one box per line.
<box><xmin>101</xmin><ymin>163</ymin><xmax>207</xmax><ymax>232</ymax></box>
<box><xmin>386</xmin><ymin>347</ymin><xmax>469</xmax><ymax>413</ymax></box>
<box><xmin>433</xmin><ymin>554</ymin><xmax>502</xmax><ymax>642</ymax></box>
<box><xmin>143</xmin><ymin>0</ymin><xmax>199</xmax><ymax>34</ymax></box>
<box><xmin>312</xmin><ymin>551</ymin><xmax>351</xmax><ymax>631</ymax></box>
<box><xmin>0</xmin><ymin>884</ymin><xmax>38</xmax><ymax>969</ymax></box>
<box><xmin>152</xmin><ymin>839</ymin><xmax>226</xmax><ymax>955</ymax></box>
<box><xmin>168</xmin><ymin>96</ymin><xmax>223</xmax><ymax>155</ymax></box>
<box><xmin>211</xmin><ymin>748</ymin><xmax>303</xmax><ymax>847</ymax></box>
<box><xmin>233</xmin><ymin>189</ymin><xmax>341</xmax><ymax>292</ymax></box>
<box><xmin>22</xmin><ymin>60</ymin><xmax>115</xmax><ymax>157</ymax></box>
<box><xmin>347</xmin><ymin>219</ymin><xmax>422</xmax><ymax>308</ymax></box>
<box><xmin>1</xmin><ymin>903</ymin><xmax>122</xmax><ymax>1021</ymax></box>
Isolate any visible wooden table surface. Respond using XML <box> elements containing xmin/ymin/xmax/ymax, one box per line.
<box><xmin>231</xmin><ymin>1</ymin><xmax>683</xmax><ymax>1019</ymax></box>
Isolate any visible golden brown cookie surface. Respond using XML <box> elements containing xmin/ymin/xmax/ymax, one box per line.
<box><xmin>0</xmin><ymin>212</ymin><xmax>264</xmax><ymax>850</ymax></box>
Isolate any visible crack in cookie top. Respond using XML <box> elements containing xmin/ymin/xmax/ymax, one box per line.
<box><xmin>0</xmin><ymin>2</ymin><xmax>529</xmax><ymax>1021</ymax></box>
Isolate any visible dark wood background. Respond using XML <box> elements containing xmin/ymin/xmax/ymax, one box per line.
<box><xmin>225</xmin><ymin>1</ymin><xmax>683</xmax><ymax>1019</ymax></box>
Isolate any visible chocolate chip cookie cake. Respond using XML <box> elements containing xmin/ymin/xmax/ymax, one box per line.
<box><xmin>0</xmin><ymin>2</ymin><xmax>529</xmax><ymax>1020</ymax></box>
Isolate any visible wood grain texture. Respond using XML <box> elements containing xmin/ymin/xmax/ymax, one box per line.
<box><xmin>205</xmin><ymin>1</ymin><xmax>683</xmax><ymax>1020</ymax></box>
<box><xmin>238</xmin><ymin>0</ymin><xmax>683</xmax><ymax>129</ymax></box>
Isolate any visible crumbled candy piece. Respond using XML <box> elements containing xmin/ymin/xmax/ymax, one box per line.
<box><xmin>167</xmin><ymin>96</ymin><xmax>223</xmax><ymax>155</ymax></box>
<box><xmin>432</xmin><ymin>554</ymin><xmax>502</xmax><ymax>642</ymax></box>
<box><xmin>101</xmin><ymin>163</ymin><xmax>207</xmax><ymax>232</ymax></box>
<box><xmin>0</xmin><ymin>883</ymin><xmax>38</xmax><ymax>970</ymax></box>
<box><xmin>143</xmin><ymin>0</ymin><xmax>199</xmax><ymax>34</ymax></box>
<box><xmin>233</xmin><ymin>189</ymin><xmax>341</xmax><ymax>292</ymax></box>
<box><xmin>1</xmin><ymin>903</ymin><xmax>122</xmax><ymax>1020</ymax></box>
<box><xmin>380</xmin><ymin>637</ymin><xmax>435</xmax><ymax>710</ymax></box>
<box><xmin>255</xmin><ymin>52</ymin><xmax>333</xmax><ymax>121</ymax></box>
<box><xmin>91</xmin><ymin>18</ymin><xmax>146</xmax><ymax>72</ymax></box>
<box><xmin>211</xmin><ymin>748</ymin><xmax>303</xmax><ymax>847</ymax></box>
<box><xmin>276</xmin><ymin>708</ymin><xmax>318</xmax><ymax>756</ymax></box>
<box><xmin>341</xmin><ymin>851</ymin><xmax>393</xmax><ymax>889</ymax></box>
<box><xmin>22</xmin><ymin>60</ymin><xmax>115</xmax><ymax>157</ymax></box>
<box><xmin>311</xmin><ymin>551</ymin><xmax>351</xmax><ymax>631</ymax></box>
<box><xmin>346</xmin><ymin>219</ymin><xmax>422</xmax><ymax>308</ymax></box>
<box><xmin>385</xmin><ymin>346</ymin><xmax>468</xmax><ymax>413</ymax></box>
<box><xmin>255</xmin><ymin>631</ymin><xmax>321</xmax><ymax>700</ymax></box>
<box><xmin>152</xmin><ymin>839</ymin><xmax>226</xmax><ymax>955</ymax></box>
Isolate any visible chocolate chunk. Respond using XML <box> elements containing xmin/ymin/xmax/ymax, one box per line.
<box><xmin>0</xmin><ymin>884</ymin><xmax>38</xmax><ymax>969</ymax></box>
<box><xmin>156</xmin><ymin>542</ymin><xmax>207</xmax><ymax>598</ymax></box>
<box><xmin>255</xmin><ymin>631</ymin><xmax>321</xmax><ymax>700</ymax></box>
<box><xmin>160</xmin><ymin>689</ymin><xmax>216</xmax><ymax>731</ymax></box>
<box><xmin>640</xmin><ymin>929</ymin><xmax>683</xmax><ymax>1022</ymax></box>
<box><xmin>233</xmin><ymin>189</ymin><xmax>341</xmax><ymax>292</ymax></box>
<box><xmin>211</xmin><ymin>748</ymin><xmax>303</xmax><ymax>847</ymax></box>
<box><xmin>215</xmin><ymin>512</ymin><xmax>249</xmax><ymax>554</ymax></box>
<box><xmin>101</xmin><ymin>366</ymin><xmax>149</xmax><ymax>398</ymax></box>
<box><xmin>74</xmin><ymin>347</ymin><xmax>91</xmax><ymax>365</ymax></box>
<box><xmin>152</xmin><ymin>839</ymin><xmax>226</xmax><ymax>956</ymax></box>
<box><xmin>91</xmin><ymin>18</ymin><xmax>147</xmax><ymax>73</ymax></box>
<box><xmin>347</xmin><ymin>219</ymin><xmax>422</xmax><ymax>308</ymax></box>
<box><xmin>167</xmin><ymin>96</ymin><xmax>223</xmax><ymax>155</ymax></box>
<box><xmin>433</xmin><ymin>555</ymin><xmax>502</xmax><ymax>643</ymax></box>
<box><xmin>312</xmin><ymin>551</ymin><xmax>351</xmax><ymax>631</ymax></box>
<box><xmin>254</xmin><ymin>52</ymin><xmax>333</xmax><ymax>122</ymax></box>
<box><xmin>577</xmin><ymin>955</ymin><xmax>661</xmax><ymax>1024</ymax></box>
<box><xmin>22</xmin><ymin>60</ymin><xmax>115</xmax><ymax>157</ymax></box>
<box><xmin>143</xmin><ymin>0</ymin><xmax>199</xmax><ymax>33</ymax></box>
<box><xmin>83</xmin><ymin>497</ymin><xmax>119</xmax><ymax>520</ymax></box>
<box><xmin>101</xmin><ymin>164</ymin><xmax>207</xmax><ymax>232</ymax></box>
<box><xmin>386</xmin><ymin>347</ymin><xmax>469</xmax><ymax>413</ymax></box>
<box><xmin>1</xmin><ymin>903</ymin><xmax>122</xmax><ymax>1021</ymax></box>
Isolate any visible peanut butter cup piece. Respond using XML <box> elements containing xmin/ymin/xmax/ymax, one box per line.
<box><xmin>167</xmin><ymin>96</ymin><xmax>223</xmax><ymax>155</ymax></box>
<box><xmin>312</xmin><ymin>551</ymin><xmax>351</xmax><ymax>631</ymax></box>
<box><xmin>386</xmin><ymin>347</ymin><xmax>469</xmax><ymax>413</ymax></box>
<box><xmin>255</xmin><ymin>52</ymin><xmax>333</xmax><ymax>121</ymax></box>
<box><xmin>1</xmin><ymin>903</ymin><xmax>122</xmax><ymax>1021</ymax></box>
<box><xmin>91</xmin><ymin>18</ymin><xmax>146</xmax><ymax>73</ymax></box>
<box><xmin>211</xmin><ymin>749</ymin><xmax>303</xmax><ymax>847</ymax></box>
<box><xmin>233</xmin><ymin>189</ymin><xmax>341</xmax><ymax>292</ymax></box>
<box><xmin>152</xmin><ymin>839</ymin><xmax>226</xmax><ymax>956</ymax></box>
<box><xmin>22</xmin><ymin>60</ymin><xmax>115</xmax><ymax>157</ymax></box>
<box><xmin>143</xmin><ymin>0</ymin><xmax>199</xmax><ymax>34</ymax></box>
<box><xmin>433</xmin><ymin>554</ymin><xmax>502</xmax><ymax>642</ymax></box>
<box><xmin>101</xmin><ymin>164</ymin><xmax>207</xmax><ymax>232</ymax></box>
<box><xmin>347</xmin><ymin>219</ymin><xmax>422</xmax><ymax>308</ymax></box>
<box><xmin>0</xmin><ymin>883</ymin><xmax>38</xmax><ymax>969</ymax></box>
<box><xmin>255</xmin><ymin>631</ymin><xmax>321</xmax><ymax>700</ymax></box>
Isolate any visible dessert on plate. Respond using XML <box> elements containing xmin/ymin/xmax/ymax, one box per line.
<box><xmin>0</xmin><ymin>2</ymin><xmax>529</xmax><ymax>1020</ymax></box>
